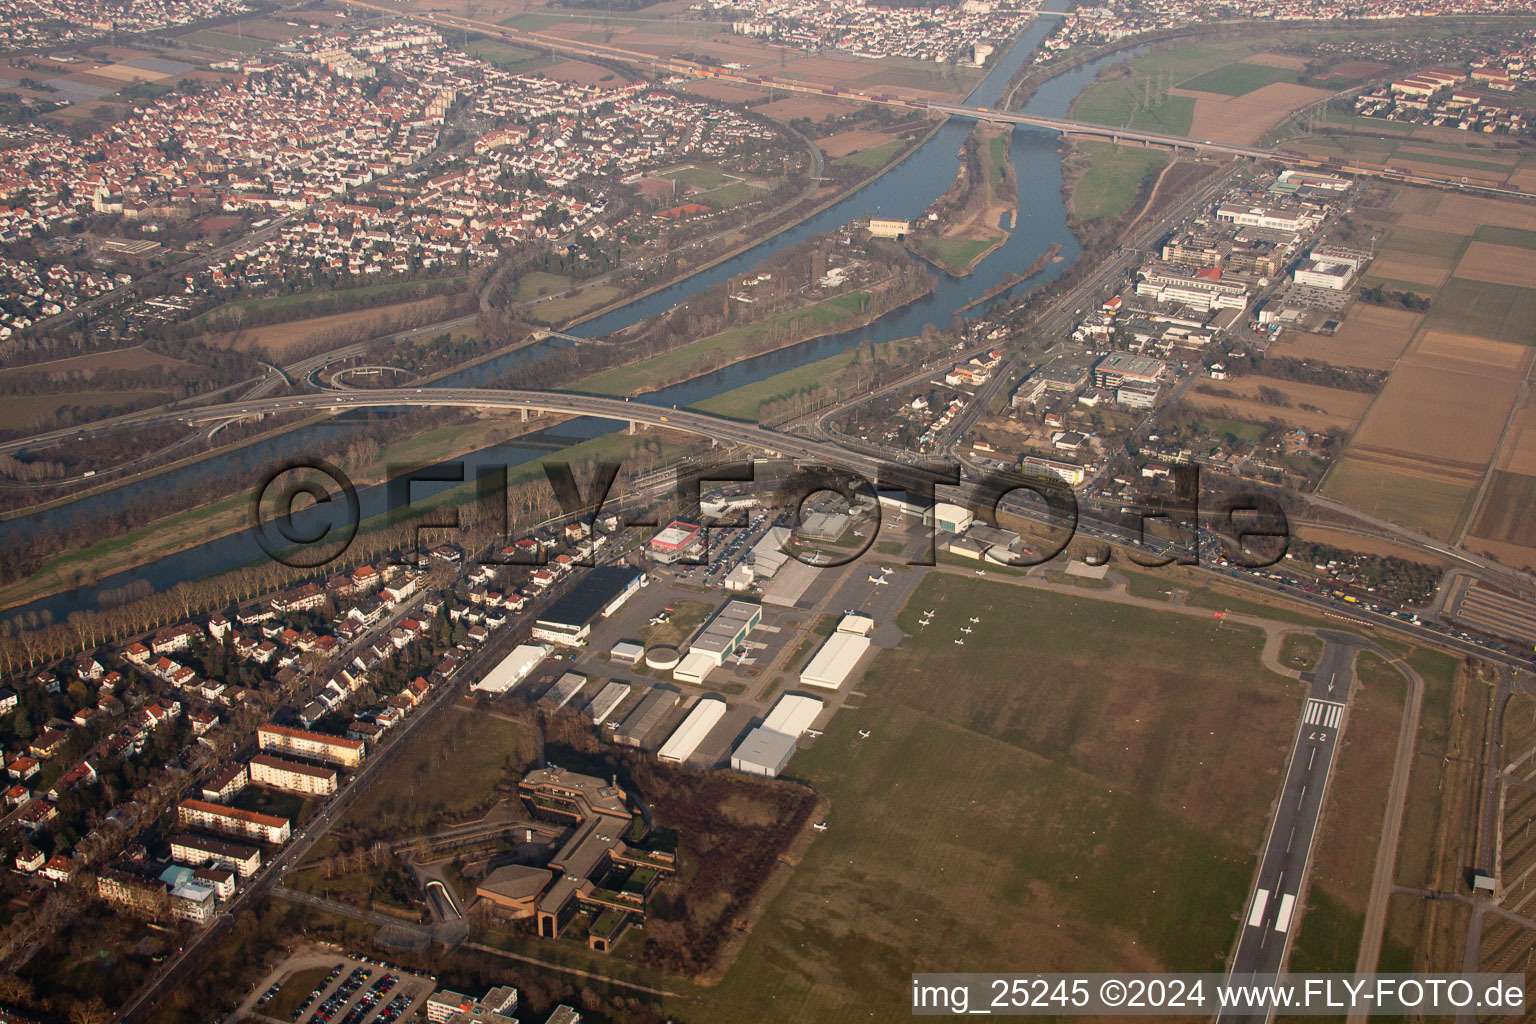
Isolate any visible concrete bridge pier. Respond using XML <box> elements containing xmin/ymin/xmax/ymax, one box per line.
<box><xmin>628</xmin><ymin>420</ymin><xmax>637</xmax><ymax>435</ymax></box>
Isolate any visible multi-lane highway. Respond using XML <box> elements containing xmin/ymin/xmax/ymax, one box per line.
<box><xmin>1221</xmin><ymin>632</ymin><xmax>1367</xmax><ymax>1023</ymax></box>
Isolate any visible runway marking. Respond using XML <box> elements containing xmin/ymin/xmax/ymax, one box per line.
<box><xmin>1304</xmin><ymin>698</ymin><xmax>1345</xmax><ymax>728</ymax></box>
<box><xmin>1248</xmin><ymin>888</ymin><xmax>1270</xmax><ymax>928</ymax></box>
<box><xmin>1274</xmin><ymin>893</ymin><xmax>1296</xmax><ymax>933</ymax></box>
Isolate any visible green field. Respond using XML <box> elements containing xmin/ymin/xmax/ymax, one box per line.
<box><xmin>569</xmin><ymin>291</ymin><xmax>874</xmax><ymax>396</ymax></box>
<box><xmin>909</xmin><ymin>234</ymin><xmax>1001</xmax><ymax>273</ymax></box>
<box><xmin>698</xmin><ymin>181</ymin><xmax>762</xmax><ymax>210</ymax></box>
<box><xmin>462</xmin><ymin>37</ymin><xmax>548</xmax><ymax>72</ymax></box>
<box><xmin>661</xmin><ymin>165</ymin><xmax>731</xmax><ymax>189</ymax></box>
<box><xmin>1069</xmin><ymin>141</ymin><xmax>1168</xmax><ymax>222</ymax></box>
<box><xmin>514</xmin><ymin>271</ymin><xmax>573</xmax><ymax>301</ymax></box>
<box><xmin>1473</xmin><ymin>225</ymin><xmax>1536</xmax><ymax>250</ymax></box>
<box><xmin>1072</xmin><ymin>83</ymin><xmax>1196</xmax><ymax>136</ymax></box>
<box><xmin>1279</xmin><ymin>631</ymin><xmax>1322</xmax><ymax>671</ymax></box>
<box><xmin>1428</xmin><ymin>277</ymin><xmax>1536</xmax><ymax>346</ymax></box>
<box><xmin>691</xmin><ymin>573</ymin><xmax>1304</xmax><ymax>1023</ymax></box>
<box><xmin>529</xmin><ymin>284</ymin><xmax>623</xmax><ymax>325</ymax></box>
<box><xmin>198</xmin><ymin>277</ymin><xmax>468</xmax><ymax>323</ymax></box>
<box><xmin>690</xmin><ymin>348</ymin><xmax>855</xmax><ymax>421</ymax></box>
<box><xmin>1182</xmin><ymin>62</ymin><xmax>1299</xmax><ymax>96</ymax></box>
<box><xmin>834</xmin><ymin>139</ymin><xmax>907</xmax><ymax>172</ymax></box>
<box><xmin>1203</xmin><ymin>418</ymin><xmax>1268</xmax><ymax>442</ymax></box>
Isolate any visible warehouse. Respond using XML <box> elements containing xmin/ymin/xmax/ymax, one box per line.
<box><xmin>657</xmin><ymin>698</ymin><xmax>727</xmax><ymax>764</ymax></box>
<box><xmin>544</xmin><ymin>672</ymin><xmax>587</xmax><ymax>710</ymax></box>
<box><xmin>585</xmin><ymin>681</ymin><xmax>631</xmax><ymax>725</ymax></box>
<box><xmin>648</xmin><ymin>520</ymin><xmax>704</xmax><ymax>564</ymax></box>
<box><xmin>763</xmin><ymin>693</ymin><xmax>824</xmax><ymax>736</ymax></box>
<box><xmin>749</xmin><ymin>526</ymin><xmax>792</xmax><ymax>579</ymax></box>
<box><xmin>730</xmin><ymin>727</ymin><xmax>799</xmax><ymax>778</ymax></box>
<box><xmin>610</xmin><ymin>640</ymin><xmax>644</xmax><ymax>665</ymax></box>
<box><xmin>532</xmin><ymin>567</ymin><xmax>644</xmax><ymax>646</ymax></box>
<box><xmin>800</xmin><ymin>632</ymin><xmax>871</xmax><ymax>691</ymax></box>
<box><xmin>923</xmin><ymin>501</ymin><xmax>975</xmax><ymax>535</ymax></box>
<box><xmin>614</xmin><ymin>687</ymin><xmax>680</xmax><ymax>747</ymax></box>
<box><xmin>837</xmin><ymin>612</ymin><xmax>874</xmax><ymax>636</ymax></box>
<box><xmin>689</xmin><ymin>600</ymin><xmax>763</xmax><ymax>666</ymax></box>
<box><xmin>473</xmin><ymin>643</ymin><xmax>549</xmax><ymax>695</ymax></box>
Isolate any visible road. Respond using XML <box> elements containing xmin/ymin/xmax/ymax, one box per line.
<box><xmin>1221</xmin><ymin>632</ymin><xmax>1366</xmax><ymax>1023</ymax></box>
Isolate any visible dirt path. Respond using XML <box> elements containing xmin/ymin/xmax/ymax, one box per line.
<box><xmin>1122</xmin><ymin>156</ymin><xmax>1181</xmax><ymax>236</ymax></box>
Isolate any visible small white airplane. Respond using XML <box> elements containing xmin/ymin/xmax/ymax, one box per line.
<box><xmin>806</xmin><ymin>728</ymin><xmax>822</xmax><ymax>737</ymax></box>
<box><xmin>858</xmin><ymin>728</ymin><xmax>871</xmax><ymax>739</ymax></box>
<box><xmin>868</xmin><ymin>575</ymin><xmax>889</xmax><ymax>585</ymax></box>
<box><xmin>974</xmin><ymin>569</ymin><xmax>987</xmax><ymax>576</ymax></box>
<box><xmin>923</xmin><ymin>610</ymin><xmax>936</xmax><ymax>617</ymax></box>
<box><xmin>960</xmin><ymin>626</ymin><xmax>973</xmax><ymax>634</ymax></box>
<box><xmin>813</xmin><ymin>822</ymin><xmax>828</xmax><ymax>832</ymax></box>
<box><xmin>969</xmin><ymin>617</ymin><xmax>981</xmax><ymax>623</ymax></box>
<box><xmin>953</xmin><ymin>638</ymin><xmax>966</xmax><ymax>646</ymax></box>
<box><xmin>879</xmin><ymin>566</ymin><xmax>894</xmax><ymax>575</ymax></box>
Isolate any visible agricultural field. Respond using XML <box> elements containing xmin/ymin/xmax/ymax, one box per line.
<box><xmin>690</xmin><ymin>572</ymin><xmax>1303</xmax><ymax>1023</ymax></box>
<box><xmin>0</xmin><ymin>389</ymin><xmax>173</xmax><ymax>433</ymax></box>
<box><xmin>1270</xmin><ymin>304</ymin><xmax>1421</xmax><ymax>371</ymax></box>
<box><xmin>1073</xmin><ymin>44</ymin><xmax>1328</xmax><ymax>144</ymax></box>
<box><xmin>817</xmin><ymin>130</ymin><xmax>902</xmax><ymax>160</ymax></box>
<box><xmin>1295</xmin><ymin>127</ymin><xmax>1536</xmax><ymax>191</ymax></box>
<box><xmin>0</xmin><ymin>345</ymin><xmax>194</xmax><ymax>378</ymax></box>
<box><xmin>1185</xmin><ymin>375</ymin><xmax>1373</xmax><ymax>434</ymax></box>
<box><xmin>1319</xmin><ymin>189</ymin><xmax>1536</xmax><ymax>547</ymax></box>
<box><xmin>198</xmin><ymin>296</ymin><xmax>452</xmax><ymax>356</ymax></box>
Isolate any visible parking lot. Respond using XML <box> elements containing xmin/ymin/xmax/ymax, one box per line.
<box><xmin>237</xmin><ymin>950</ymin><xmax>435</xmax><ymax>1024</ymax></box>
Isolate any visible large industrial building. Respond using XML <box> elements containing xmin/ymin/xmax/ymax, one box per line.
<box><xmin>648</xmin><ymin>520</ymin><xmax>704</xmax><ymax>564</ymax></box>
<box><xmin>473</xmin><ymin>643</ymin><xmax>549</xmax><ymax>695</ymax></box>
<box><xmin>800</xmin><ymin>630</ymin><xmax>871</xmax><ymax>691</ymax></box>
<box><xmin>256</xmin><ymin>723</ymin><xmax>365</xmax><ymax>768</ymax></box>
<box><xmin>731</xmin><ymin>693</ymin><xmax>824</xmax><ymax>777</ymax></box>
<box><xmin>1092</xmin><ymin>352</ymin><xmax>1165</xmax><ymax>390</ymax></box>
<box><xmin>585</xmin><ymin>681</ymin><xmax>632</xmax><ymax>725</ymax></box>
<box><xmin>657</xmin><ymin>698</ymin><xmax>727</xmax><ymax>764</ymax></box>
<box><xmin>674</xmin><ymin>600</ymin><xmax>762</xmax><ymax>684</ymax></box>
<box><xmin>532</xmin><ymin>567</ymin><xmax>643</xmax><ymax>646</ymax></box>
<box><xmin>923</xmin><ymin>501</ymin><xmax>975</xmax><ymax>535</ymax></box>
<box><xmin>614</xmin><ymin>687</ymin><xmax>680</xmax><ymax>748</ymax></box>
<box><xmin>544</xmin><ymin>672</ymin><xmax>587</xmax><ymax>710</ymax></box>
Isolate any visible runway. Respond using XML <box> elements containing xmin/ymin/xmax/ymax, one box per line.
<box><xmin>1220</xmin><ymin>632</ymin><xmax>1366</xmax><ymax>1023</ymax></box>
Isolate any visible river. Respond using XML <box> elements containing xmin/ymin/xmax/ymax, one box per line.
<box><xmin>6</xmin><ymin>3</ymin><xmax>1141</xmax><ymax>623</ymax></box>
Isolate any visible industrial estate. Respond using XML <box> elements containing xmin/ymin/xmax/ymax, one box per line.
<box><xmin>5</xmin><ymin>0</ymin><xmax>1536</xmax><ymax>1022</ymax></box>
